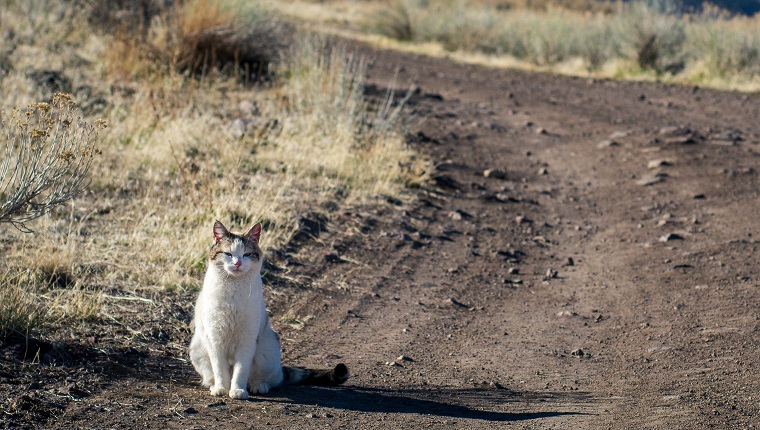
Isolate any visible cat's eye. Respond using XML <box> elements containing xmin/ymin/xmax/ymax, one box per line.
<box><xmin>243</xmin><ymin>253</ymin><xmax>252</xmax><ymax>258</ymax></box>
<box><xmin>223</xmin><ymin>252</ymin><xmax>232</xmax><ymax>257</ymax></box>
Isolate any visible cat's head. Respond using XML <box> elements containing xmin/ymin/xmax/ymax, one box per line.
<box><xmin>208</xmin><ymin>220</ymin><xmax>263</xmax><ymax>276</ymax></box>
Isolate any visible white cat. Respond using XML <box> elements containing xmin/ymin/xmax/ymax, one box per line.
<box><xmin>189</xmin><ymin>220</ymin><xmax>348</xmax><ymax>400</ymax></box>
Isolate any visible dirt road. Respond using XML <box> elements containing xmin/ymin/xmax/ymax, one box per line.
<box><xmin>4</xmin><ymin>43</ymin><xmax>760</xmax><ymax>429</ymax></box>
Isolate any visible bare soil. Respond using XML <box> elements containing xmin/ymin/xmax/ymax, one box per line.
<box><xmin>3</xmin><ymin>43</ymin><xmax>760</xmax><ymax>429</ymax></box>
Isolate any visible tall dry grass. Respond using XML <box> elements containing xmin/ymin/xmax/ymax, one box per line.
<box><xmin>360</xmin><ymin>0</ymin><xmax>760</xmax><ymax>89</ymax></box>
<box><xmin>0</xmin><ymin>0</ymin><xmax>428</xmax><ymax>341</ymax></box>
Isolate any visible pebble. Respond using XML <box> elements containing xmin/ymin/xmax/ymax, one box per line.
<box><xmin>515</xmin><ymin>215</ymin><xmax>532</xmax><ymax>224</ymax></box>
<box><xmin>535</xmin><ymin>127</ymin><xmax>547</xmax><ymax>135</ymax></box>
<box><xmin>444</xmin><ymin>297</ymin><xmax>468</xmax><ymax>308</ymax></box>
<box><xmin>659</xmin><ymin>126</ymin><xmax>681</xmax><ymax>135</ymax></box>
<box><xmin>597</xmin><ymin>139</ymin><xmax>620</xmax><ymax>148</ymax></box>
<box><xmin>570</xmin><ymin>348</ymin><xmax>586</xmax><ymax>357</ymax></box>
<box><xmin>609</xmin><ymin>130</ymin><xmax>629</xmax><ymax>139</ymax></box>
<box><xmin>636</xmin><ymin>173</ymin><xmax>667</xmax><ymax>186</ymax></box>
<box><xmin>659</xmin><ymin>233</ymin><xmax>684</xmax><ymax>242</ymax></box>
<box><xmin>229</xmin><ymin>118</ymin><xmax>247</xmax><ymax>138</ymax></box>
<box><xmin>557</xmin><ymin>310</ymin><xmax>576</xmax><ymax>317</ymax></box>
<box><xmin>239</xmin><ymin>100</ymin><xmax>256</xmax><ymax>115</ymax></box>
<box><xmin>447</xmin><ymin>210</ymin><xmax>470</xmax><ymax>220</ymax></box>
<box><xmin>508</xmin><ymin>267</ymin><xmax>519</xmax><ymax>274</ymax></box>
<box><xmin>647</xmin><ymin>159</ymin><xmax>673</xmax><ymax>169</ymax></box>
<box><xmin>538</xmin><ymin>168</ymin><xmax>548</xmax><ymax>175</ymax></box>
<box><xmin>483</xmin><ymin>168</ymin><xmax>508</xmax><ymax>179</ymax></box>
<box><xmin>545</xmin><ymin>268</ymin><xmax>559</xmax><ymax>279</ymax></box>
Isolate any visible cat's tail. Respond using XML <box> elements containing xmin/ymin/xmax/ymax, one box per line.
<box><xmin>282</xmin><ymin>363</ymin><xmax>349</xmax><ymax>386</ymax></box>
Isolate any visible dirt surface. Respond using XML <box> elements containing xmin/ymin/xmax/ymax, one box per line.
<box><xmin>3</xmin><ymin>43</ymin><xmax>760</xmax><ymax>429</ymax></box>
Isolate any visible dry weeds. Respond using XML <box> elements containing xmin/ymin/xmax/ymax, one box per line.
<box><xmin>0</xmin><ymin>0</ymin><xmax>428</xmax><ymax>342</ymax></box>
<box><xmin>276</xmin><ymin>0</ymin><xmax>760</xmax><ymax>91</ymax></box>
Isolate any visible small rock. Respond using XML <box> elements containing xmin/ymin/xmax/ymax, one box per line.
<box><xmin>648</xmin><ymin>345</ymin><xmax>675</xmax><ymax>353</ymax></box>
<box><xmin>570</xmin><ymin>348</ymin><xmax>587</xmax><ymax>358</ymax></box>
<box><xmin>636</xmin><ymin>173</ymin><xmax>667</xmax><ymax>186</ymax></box>
<box><xmin>609</xmin><ymin>130</ymin><xmax>629</xmax><ymax>139</ymax></box>
<box><xmin>447</xmin><ymin>210</ymin><xmax>470</xmax><ymax>220</ymax></box>
<box><xmin>515</xmin><ymin>215</ymin><xmax>532</xmax><ymax>224</ymax></box>
<box><xmin>667</xmin><ymin>136</ymin><xmax>698</xmax><ymax>145</ymax></box>
<box><xmin>535</xmin><ymin>127</ymin><xmax>547</xmax><ymax>135</ymax></box>
<box><xmin>659</xmin><ymin>126</ymin><xmax>681</xmax><ymax>135</ymax></box>
<box><xmin>647</xmin><ymin>159</ymin><xmax>672</xmax><ymax>169</ymax></box>
<box><xmin>659</xmin><ymin>233</ymin><xmax>684</xmax><ymax>242</ymax></box>
<box><xmin>483</xmin><ymin>169</ymin><xmax>508</xmax><ymax>179</ymax></box>
<box><xmin>229</xmin><ymin>118</ymin><xmax>248</xmax><ymax>138</ymax></box>
<box><xmin>489</xmin><ymin>381</ymin><xmax>505</xmax><ymax>390</ymax></box>
<box><xmin>597</xmin><ymin>140</ymin><xmax>620</xmax><ymax>148</ymax></box>
<box><xmin>444</xmin><ymin>298</ymin><xmax>469</xmax><ymax>308</ymax></box>
<box><xmin>545</xmin><ymin>268</ymin><xmax>558</xmax><ymax>279</ymax></box>
<box><xmin>396</xmin><ymin>355</ymin><xmax>414</xmax><ymax>362</ymax></box>
<box><xmin>538</xmin><ymin>168</ymin><xmax>548</xmax><ymax>175</ymax></box>
<box><xmin>565</xmin><ymin>257</ymin><xmax>575</xmax><ymax>266</ymax></box>
<box><xmin>557</xmin><ymin>310</ymin><xmax>576</xmax><ymax>317</ymax></box>
<box><xmin>239</xmin><ymin>100</ymin><xmax>256</xmax><ymax>115</ymax></box>
<box><xmin>508</xmin><ymin>267</ymin><xmax>519</xmax><ymax>274</ymax></box>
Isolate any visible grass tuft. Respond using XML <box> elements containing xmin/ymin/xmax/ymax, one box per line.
<box><xmin>102</xmin><ymin>0</ymin><xmax>286</xmax><ymax>82</ymax></box>
<box><xmin>0</xmin><ymin>269</ymin><xmax>48</xmax><ymax>342</ymax></box>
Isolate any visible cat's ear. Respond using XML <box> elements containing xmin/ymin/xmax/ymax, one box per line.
<box><xmin>245</xmin><ymin>222</ymin><xmax>262</xmax><ymax>244</ymax></box>
<box><xmin>213</xmin><ymin>220</ymin><xmax>229</xmax><ymax>243</ymax></box>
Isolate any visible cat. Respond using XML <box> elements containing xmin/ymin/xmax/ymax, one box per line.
<box><xmin>189</xmin><ymin>220</ymin><xmax>348</xmax><ymax>399</ymax></box>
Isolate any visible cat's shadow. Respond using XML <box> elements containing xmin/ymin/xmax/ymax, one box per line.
<box><xmin>263</xmin><ymin>385</ymin><xmax>591</xmax><ymax>422</ymax></box>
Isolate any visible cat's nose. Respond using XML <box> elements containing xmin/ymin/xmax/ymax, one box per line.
<box><xmin>234</xmin><ymin>261</ymin><xmax>242</xmax><ymax>268</ymax></box>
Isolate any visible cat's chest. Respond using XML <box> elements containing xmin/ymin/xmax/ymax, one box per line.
<box><xmin>201</xmin><ymin>285</ymin><xmax>262</xmax><ymax>329</ymax></box>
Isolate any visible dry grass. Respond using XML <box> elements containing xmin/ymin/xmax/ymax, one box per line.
<box><xmin>0</xmin><ymin>0</ymin><xmax>428</xmax><ymax>342</ymax></box>
<box><xmin>275</xmin><ymin>0</ymin><xmax>760</xmax><ymax>91</ymax></box>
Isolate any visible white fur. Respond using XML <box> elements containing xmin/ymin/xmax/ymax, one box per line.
<box><xmin>189</xmin><ymin>233</ymin><xmax>284</xmax><ymax>399</ymax></box>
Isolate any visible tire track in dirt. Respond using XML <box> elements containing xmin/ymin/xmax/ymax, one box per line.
<box><xmin>269</xmin><ymin>44</ymin><xmax>760</xmax><ymax>428</ymax></box>
<box><xmin>35</xmin><ymin>42</ymin><xmax>760</xmax><ymax>429</ymax></box>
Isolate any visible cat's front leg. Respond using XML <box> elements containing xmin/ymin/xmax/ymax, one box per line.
<box><xmin>228</xmin><ymin>342</ymin><xmax>256</xmax><ymax>400</ymax></box>
<box><xmin>207</xmin><ymin>345</ymin><xmax>231</xmax><ymax>396</ymax></box>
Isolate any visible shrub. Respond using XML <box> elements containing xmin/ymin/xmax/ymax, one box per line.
<box><xmin>100</xmin><ymin>0</ymin><xmax>287</xmax><ymax>82</ymax></box>
<box><xmin>367</xmin><ymin>0</ymin><xmax>414</xmax><ymax>41</ymax></box>
<box><xmin>617</xmin><ymin>0</ymin><xmax>687</xmax><ymax>74</ymax></box>
<box><xmin>0</xmin><ymin>94</ymin><xmax>104</xmax><ymax>232</ymax></box>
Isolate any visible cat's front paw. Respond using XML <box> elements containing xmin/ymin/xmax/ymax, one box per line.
<box><xmin>229</xmin><ymin>388</ymin><xmax>249</xmax><ymax>400</ymax></box>
<box><xmin>209</xmin><ymin>385</ymin><xmax>228</xmax><ymax>396</ymax></box>
<box><xmin>250</xmin><ymin>382</ymin><xmax>271</xmax><ymax>394</ymax></box>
